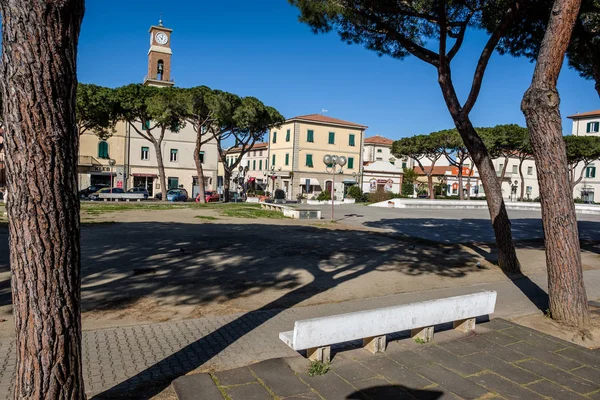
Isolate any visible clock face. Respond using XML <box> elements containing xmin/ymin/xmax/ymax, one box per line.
<box><xmin>155</xmin><ymin>32</ymin><xmax>168</xmax><ymax>45</ymax></box>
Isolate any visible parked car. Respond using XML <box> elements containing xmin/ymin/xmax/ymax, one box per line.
<box><xmin>89</xmin><ymin>187</ymin><xmax>124</xmax><ymax>201</ymax></box>
<box><xmin>79</xmin><ymin>184</ymin><xmax>108</xmax><ymax>199</ymax></box>
<box><xmin>127</xmin><ymin>187</ymin><xmax>149</xmax><ymax>199</ymax></box>
<box><xmin>166</xmin><ymin>189</ymin><xmax>188</xmax><ymax>202</ymax></box>
<box><xmin>202</xmin><ymin>191</ymin><xmax>220</xmax><ymax>203</ymax></box>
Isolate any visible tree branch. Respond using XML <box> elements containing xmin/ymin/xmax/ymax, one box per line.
<box><xmin>462</xmin><ymin>2</ymin><xmax>520</xmax><ymax>115</ymax></box>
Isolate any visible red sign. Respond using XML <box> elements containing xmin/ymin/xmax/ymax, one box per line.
<box><xmin>117</xmin><ymin>181</ymin><xmax>123</xmax><ymax>189</ymax></box>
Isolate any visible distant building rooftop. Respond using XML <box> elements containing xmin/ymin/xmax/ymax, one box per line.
<box><xmin>567</xmin><ymin>110</ymin><xmax>600</xmax><ymax>119</ymax></box>
<box><xmin>364</xmin><ymin>135</ymin><xmax>394</xmax><ymax>146</ymax></box>
<box><xmin>286</xmin><ymin>114</ymin><xmax>368</xmax><ymax>129</ymax></box>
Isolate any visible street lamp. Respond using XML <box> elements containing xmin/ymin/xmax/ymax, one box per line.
<box><xmin>108</xmin><ymin>159</ymin><xmax>116</xmax><ymax>195</ymax></box>
<box><xmin>324</xmin><ymin>154</ymin><xmax>346</xmax><ymax>221</ymax></box>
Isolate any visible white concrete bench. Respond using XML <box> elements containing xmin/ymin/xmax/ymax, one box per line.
<box><xmin>279</xmin><ymin>291</ymin><xmax>496</xmax><ymax>362</ymax></box>
<box><xmin>259</xmin><ymin>202</ymin><xmax>321</xmax><ymax>219</ymax></box>
<box><xmin>99</xmin><ymin>193</ymin><xmax>145</xmax><ymax>202</ymax></box>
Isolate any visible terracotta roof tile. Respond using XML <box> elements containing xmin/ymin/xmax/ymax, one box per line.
<box><xmin>226</xmin><ymin>142</ymin><xmax>268</xmax><ymax>154</ymax></box>
<box><xmin>364</xmin><ymin>135</ymin><xmax>394</xmax><ymax>145</ymax></box>
<box><xmin>567</xmin><ymin>110</ymin><xmax>600</xmax><ymax>119</ymax></box>
<box><xmin>288</xmin><ymin>114</ymin><xmax>367</xmax><ymax>129</ymax></box>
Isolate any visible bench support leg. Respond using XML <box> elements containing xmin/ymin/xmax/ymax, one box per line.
<box><xmin>453</xmin><ymin>318</ymin><xmax>476</xmax><ymax>333</ymax></box>
<box><xmin>307</xmin><ymin>346</ymin><xmax>330</xmax><ymax>363</ymax></box>
<box><xmin>411</xmin><ymin>326</ymin><xmax>434</xmax><ymax>343</ymax></box>
<box><xmin>363</xmin><ymin>335</ymin><xmax>386</xmax><ymax>354</ymax></box>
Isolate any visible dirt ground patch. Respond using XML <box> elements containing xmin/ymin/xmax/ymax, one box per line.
<box><xmin>0</xmin><ymin>204</ymin><xmax>599</xmax><ymax>339</ymax></box>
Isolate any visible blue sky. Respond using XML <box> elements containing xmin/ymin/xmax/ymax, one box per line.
<box><xmin>79</xmin><ymin>0</ymin><xmax>599</xmax><ymax>139</ymax></box>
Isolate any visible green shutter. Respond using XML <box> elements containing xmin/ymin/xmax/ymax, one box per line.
<box><xmin>272</xmin><ymin>154</ymin><xmax>276</xmax><ymax>166</ymax></box>
<box><xmin>328</xmin><ymin>132</ymin><xmax>335</xmax><ymax>144</ymax></box>
<box><xmin>259</xmin><ymin>160</ymin><xmax>262</xmax><ymax>170</ymax></box>
<box><xmin>286</xmin><ymin>129</ymin><xmax>290</xmax><ymax>142</ymax></box>
<box><xmin>306</xmin><ymin>154</ymin><xmax>313</xmax><ymax>167</ymax></box>
<box><xmin>273</xmin><ymin>131</ymin><xmax>277</xmax><ymax>143</ymax></box>
<box><xmin>253</xmin><ymin>160</ymin><xmax>256</xmax><ymax>170</ymax></box>
<box><xmin>307</xmin><ymin>130</ymin><xmax>314</xmax><ymax>142</ymax></box>
<box><xmin>143</xmin><ymin>119</ymin><xmax>151</xmax><ymax>130</ymax></box>
<box><xmin>285</xmin><ymin>153</ymin><xmax>289</xmax><ymax>166</ymax></box>
<box><xmin>349</xmin><ymin>134</ymin><xmax>355</xmax><ymax>146</ymax></box>
<box><xmin>348</xmin><ymin>157</ymin><xmax>354</xmax><ymax>169</ymax></box>
<box><xmin>98</xmin><ymin>141</ymin><xmax>109</xmax><ymax>159</ymax></box>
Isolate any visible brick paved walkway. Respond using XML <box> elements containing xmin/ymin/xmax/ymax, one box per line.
<box><xmin>173</xmin><ymin>319</ymin><xmax>600</xmax><ymax>400</ymax></box>
<box><xmin>0</xmin><ymin>280</ymin><xmax>597</xmax><ymax>398</ymax></box>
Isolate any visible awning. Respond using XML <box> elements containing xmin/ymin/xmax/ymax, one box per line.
<box><xmin>301</xmin><ymin>178</ymin><xmax>320</xmax><ymax>186</ymax></box>
<box><xmin>377</xmin><ymin>179</ymin><xmax>388</xmax><ymax>184</ymax></box>
<box><xmin>248</xmin><ymin>177</ymin><xmax>256</xmax><ymax>183</ymax></box>
<box><xmin>133</xmin><ymin>173</ymin><xmax>157</xmax><ymax>178</ymax></box>
<box><xmin>342</xmin><ymin>179</ymin><xmax>357</xmax><ymax>185</ymax></box>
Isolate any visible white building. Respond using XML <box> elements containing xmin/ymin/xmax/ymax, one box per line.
<box><xmin>568</xmin><ymin>110</ymin><xmax>600</xmax><ymax>202</ymax></box>
<box><xmin>225</xmin><ymin>142</ymin><xmax>270</xmax><ymax>191</ymax></box>
<box><xmin>362</xmin><ymin>135</ymin><xmax>404</xmax><ymax>193</ymax></box>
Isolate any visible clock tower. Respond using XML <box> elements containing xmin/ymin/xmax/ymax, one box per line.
<box><xmin>144</xmin><ymin>19</ymin><xmax>174</xmax><ymax>87</ymax></box>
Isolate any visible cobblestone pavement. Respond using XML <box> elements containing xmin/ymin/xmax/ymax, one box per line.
<box><xmin>0</xmin><ymin>281</ymin><xmax>598</xmax><ymax>398</ymax></box>
<box><xmin>173</xmin><ymin>319</ymin><xmax>600</xmax><ymax>400</ymax></box>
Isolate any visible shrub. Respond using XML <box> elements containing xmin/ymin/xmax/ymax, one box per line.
<box><xmin>317</xmin><ymin>190</ymin><xmax>331</xmax><ymax>201</ymax></box>
<box><xmin>274</xmin><ymin>189</ymin><xmax>286</xmax><ymax>200</ymax></box>
<box><xmin>347</xmin><ymin>185</ymin><xmax>363</xmax><ymax>201</ymax></box>
<box><xmin>401</xmin><ymin>183</ymin><xmax>414</xmax><ymax>196</ymax></box>
<box><xmin>368</xmin><ymin>187</ymin><xmax>393</xmax><ymax>203</ymax></box>
<box><xmin>255</xmin><ymin>190</ymin><xmax>265</xmax><ymax>196</ymax></box>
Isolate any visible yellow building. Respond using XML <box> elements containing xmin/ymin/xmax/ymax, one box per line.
<box><xmin>267</xmin><ymin>114</ymin><xmax>367</xmax><ymax>200</ymax></box>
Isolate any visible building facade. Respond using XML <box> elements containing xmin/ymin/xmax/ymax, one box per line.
<box><xmin>362</xmin><ymin>136</ymin><xmax>404</xmax><ymax>193</ymax></box>
<box><xmin>224</xmin><ymin>143</ymin><xmax>270</xmax><ymax>191</ymax></box>
<box><xmin>267</xmin><ymin>114</ymin><xmax>367</xmax><ymax>200</ymax></box>
<box><xmin>568</xmin><ymin>110</ymin><xmax>600</xmax><ymax>202</ymax></box>
<box><xmin>77</xmin><ymin>20</ymin><xmax>219</xmax><ymax>197</ymax></box>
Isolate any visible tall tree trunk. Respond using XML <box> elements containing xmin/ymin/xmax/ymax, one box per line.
<box><xmin>519</xmin><ymin>158</ymin><xmax>526</xmax><ymax>201</ymax></box>
<box><xmin>427</xmin><ymin>173</ymin><xmax>434</xmax><ymax>199</ymax></box>
<box><xmin>456</xmin><ymin>119</ymin><xmax>521</xmax><ymax>273</ymax></box>
<box><xmin>223</xmin><ymin>168</ymin><xmax>231</xmax><ymax>202</ymax></box>
<box><xmin>499</xmin><ymin>156</ymin><xmax>509</xmax><ymax>185</ymax></box>
<box><xmin>0</xmin><ymin>0</ymin><xmax>86</xmax><ymax>398</ymax></box>
<box><xmin>194</xmin><ymin>133</ymin><xmax>206</xmax><ymax>203</ymax></box>
<box><xmin>438</xmin><ymin>66</ymin><xmax>520</xmax><ymax>274</ymax></box>
<box><xmin>522</xmin><ymin>0</ymin><xmax>589</xmax><ymax>329</ymax></box>
<box><xmin>458</xmin><ymin>161</ymin><xmax>464</xmax><ymax>200</ymax></box>
<box><xmin>154</xmin><ymin>141</ymin><xmax>168</xmax><ymax>201</ymax></box>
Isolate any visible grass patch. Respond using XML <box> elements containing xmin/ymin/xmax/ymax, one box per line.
<box><xmin>195</xmin><ymin>215</ymin><xmax>219</xmax><ymax>220</ymax></box>
<box><xmin>308</xmin><ymin>360</ymin><xmax>330</xmax><ymax>377</ymax></box>
<box><xmin>414</xmin><ymin>337</ymin><xmax>427</xmax><ymax>344</ymax></box>
<box><xmin>219</xmin><ymin>205</ymin><xmax>283</xmax><ymax>219</ymax></box>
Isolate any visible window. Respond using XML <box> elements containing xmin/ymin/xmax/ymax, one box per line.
<box><xmin>586</xmin><ymin>165</ymin><xmax>596</xmax><ymax>178</ymax></box>
<box><xmin>286</xmin><ymin>129</ymin><xmax>291</xmax><ymax>142</ymax></box>
<box><xmin>307</xmin><ymin>130</ymin><xmax>314</xmax><ymax>142</ymax></box>
<box><xmin>328</xmin><ymin>132</ymin><xmax>335</xmax><ymax>144</ymax></box>
<box><xmin>285</xmin><ymin>153</ymin><xmax>289</xmax><ymax>166</ymax></box>
<box><xmin>272</xmin><ymin>154</ymin><xmax>276</xmax><ymax>166</ymax></box>
<box><xmin>376</xmin><ymin>157</ymin><xmax>383</xmax><ymax>161</ymax></box>
<box><xmin>168</xmin><ymin>177</ymin><xmax>179</xmax><ymax>190</ymax></box>
<box><xmin>377</xmin><ymin>149</ymin><xmax>382</xmax><ymax>153</ymax></box>
<box><xmin>170</xmin><ymin>149</ymin><xmax>178</xmax><ymax>162</ymax></box>
<box><xmin>527</xmin><ymin>166</ymin><xmax>533</xmax><ymax>175</ymax></box>
<box><xmin>199</xmin><ymin>151</ymin><xmax>205</xmax><ymax>164</ymax></box>
<box><xmin>247</xmin><ymin>160</ymin><xmax>250</xmax><ymax>168</ymax></box>
<box><xmin>142</xmin><ymin>119</ymin><xmax>151</xmax><ymax>130</ymax></box>
<box><xmin>306</xmin><ymin>154</ymin><xmax>313</xmax><ymax>168</ymax></box>
<box><xmin>497</xmin><ymin>163</ymin><xmax>504</xmax><ymax>173</ymax></box>
<box><xmin>512</xmin><ymin>165</ymin><xmax>518</xmax><ymax>174</ymax></box>
<box><xmin>402</xmin><ymin>162</ymin><xmax>407</xmax><ymax>169</ymax></box>
<box><xmin>141</xmin><ymin>146</ymin><xmax>149</xmax><ymax>161</ymax></box>
<box><xmin>347</xmin><ymin>157</ymin><xmax>354</xmax><ymax>169</ymax></box>
<box><xmin>98</xmin><ymin>141</ymin><xmax>109</xmax><ymax>159</ymax></box>
<box><xmin>253</xmin><ymin>160</ymin><xmax>256</xmax><ymax>170</ymax></box>
<box><xmin>259</xmin><ymin>150</ymin><xmax>263</xmax><ymax>156</ymax></box>
<box><xmin>586</xmin><ymin>121</ymin><xmax>600</xmax><ymax>133</ymax></box>
<box><xmin>259</xmin><ymin>160</ymin><xmax>263</xmax><ymax>170</ymax></box>
<box><xmin>272</xmin><ymin>131</ymin><xmax>277</xmax><ymax>143</ymax></box>
<box><xmin>349</xmin><ymin>134</ymin><xmax>355</xmax><ymax>147</ymax></box>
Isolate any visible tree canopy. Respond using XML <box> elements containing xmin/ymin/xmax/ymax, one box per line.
<box><xmin>76</xmin><ymin>83</ymin><xmax>119</xmax><ymax>139</ymax></box>
<box><xmin>565</xmin><ymin>135</ymin><xmax>600</xmax><ymax>188</ymax></box>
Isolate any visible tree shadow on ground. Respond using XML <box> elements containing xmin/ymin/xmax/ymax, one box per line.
<box><xmin>347</xmin><ymin>385</ymin><xmax>444</xmax><ymax>400</ymax></box>
<box><xmin>0</xmin><ymin>221</ymin><xmax>483</xmax><ymax>399</ymax></box>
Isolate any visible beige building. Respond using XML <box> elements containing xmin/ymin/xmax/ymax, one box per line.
<box><xmin>267</xmin><ymin>114</ymin><xmax>367</xmax><ymax>200</ymax></box>
<box><xmin>362</xmin><ymin>135</ymin><xmax>404</xmax><ymax>193</ymax></box>
<box><xmin>224</xmin><ymin>142</ymin><xmax>270</xmax><ymax>191</ymax></box>
<box><xmin>77</xmin><ymin>20</ymin><xmax>219</xmax><ymax>198</ymax></box>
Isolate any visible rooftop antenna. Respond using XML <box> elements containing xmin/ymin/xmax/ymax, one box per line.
<box><xmin>320</xmin><ymin>108</ymin><xmax>328</xmax><ymax>115</ymax></box>
<box><xmin>159</xmin><ymin>13</ymin><xmax>163</xmax><ymax>26</ymax></box>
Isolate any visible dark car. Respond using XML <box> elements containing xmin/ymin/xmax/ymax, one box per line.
<box><xmin>89</xmin><ymin>187</ymin><xmax>124</xmax><ymax>201</ymax></box>
<box><xmin>79</xmin><ymin>184</ymin><xmax>109</xmax><ymax>199</ymax></box>
<box><xmin>166</xmin><ymin>189</ymin><xmax>188</xmax><ymax>202</ymax></box>
<box><xmin>127</xmin><ymin>187</ymin><xmax>149</xmax><ymax>199</ymax></box>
